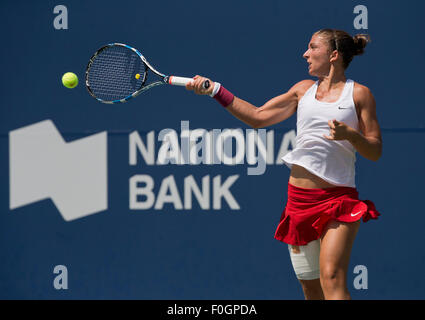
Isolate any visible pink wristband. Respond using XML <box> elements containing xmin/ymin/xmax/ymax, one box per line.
<box><xmin>213</xmin><ymin>85</ymin><xmax>234</xmax><ymax>108</ymax></box>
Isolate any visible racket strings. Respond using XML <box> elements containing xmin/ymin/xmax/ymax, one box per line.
<box><xmin>87</xmin><ymin>45</ymin><xmax>147</xmax><ymax>101</ymax></box>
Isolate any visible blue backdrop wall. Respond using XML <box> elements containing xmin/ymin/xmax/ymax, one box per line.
<box><xmin>1</xmin><ymin>0</ymin><xmax>424</xmax><ymax>299</ymax></box>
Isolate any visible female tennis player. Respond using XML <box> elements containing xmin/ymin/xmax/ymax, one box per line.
<box><xmin>186</xmin><ymin>29</ymin><xmax>382</xmax><ymax>300</ymax></box>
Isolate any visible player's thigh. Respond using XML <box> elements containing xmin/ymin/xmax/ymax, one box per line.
<box><xmin>288</xmin><ymin>240</ymin><xmax>321</xmax><ymax>280</ymax></box>
<box><xmin>319</xmin><ymin>220</ymin><xmax>360</xmax><ymax>273</ymax></box>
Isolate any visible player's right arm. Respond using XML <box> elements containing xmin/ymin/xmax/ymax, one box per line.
<box><xmin>187</xmin><ymin>77</ymin><xmax>314</xmax><ymax>128</ymax></box>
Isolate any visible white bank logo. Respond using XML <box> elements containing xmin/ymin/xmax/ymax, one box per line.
<box><xmin>9</xmin><ymin>120</ymin><xmax>296</xmax><ymax>222</ymax></box>
<box><xmin>9</xmin><ymin>120</ymin><xmax>108</xmax><ymax>221</ymax></box>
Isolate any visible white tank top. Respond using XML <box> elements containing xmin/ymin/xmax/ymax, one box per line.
<box><xmin>282</xmin><ymin>79</ymin><xmax>359</xmax><ymax>187</ymax></box>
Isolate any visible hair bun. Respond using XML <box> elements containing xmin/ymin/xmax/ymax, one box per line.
<box><xmin>353</xmin><ymin>34</ymin><xmax>370</xmax><ymax>56</ymax></box>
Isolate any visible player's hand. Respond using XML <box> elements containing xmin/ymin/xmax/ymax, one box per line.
<box><xmin>323</xmin><ymin>119</ymin><xmax>355</xmax><ymax>141</ymax></box>
<box><xmin>186</xmin><ymin>75</ymin><xmax>215</xmax><ymax>95</ymax></box>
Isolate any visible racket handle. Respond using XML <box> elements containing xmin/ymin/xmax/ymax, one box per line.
<box><xmin>168</xmin><ymin>76</ymin><xmax>210</xmax><ymax>89</ymax></box>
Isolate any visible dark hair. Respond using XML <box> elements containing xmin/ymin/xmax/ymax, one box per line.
<box><xmin>314</xmin><ymin>29</ymin><xmax>371</xmax><ymax>69</ymax></box>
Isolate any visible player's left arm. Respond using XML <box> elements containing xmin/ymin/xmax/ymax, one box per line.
<box><xmin>349</xmin><ymin>84</ymin><xmax>383</xmax><ymax>161</ymax></box>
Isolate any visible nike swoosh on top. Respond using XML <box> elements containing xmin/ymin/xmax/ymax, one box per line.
<box><xmin>351</xmin><ymin>211</ymin><xmax>362</xmax><ymax>217</ymax></box>
<box><xmin>338</xmin><ymin>106</ymin><xmax>350</xmax><ymax>109</ymax></box>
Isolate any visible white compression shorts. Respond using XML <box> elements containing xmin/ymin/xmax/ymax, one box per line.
<box><xmin>288</xmin><ymin>239</ymin><xmax>321</xmax><ymax>280</ymax></box>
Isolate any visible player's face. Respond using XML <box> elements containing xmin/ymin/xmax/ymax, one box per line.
<box><xmin>303</xmin><ymin>34</ymin><xmax>332</xmax><ymax>77</ymax></box>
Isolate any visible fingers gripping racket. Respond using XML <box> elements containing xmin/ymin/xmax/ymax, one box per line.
<box><xmin>85</xmin><ymin>43</ymin><xmax>209</xmax><ymax>104</ymax></box>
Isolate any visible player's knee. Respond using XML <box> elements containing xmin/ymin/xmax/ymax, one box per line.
<box><xmin>320</xmin><ymin>266</ymin><xmax>345</xmax><ymax>289</ymax></box>
<box><xmin>299</xmin><ymin>279</ymin><xmax>322</xmax><ymax>297</ymax></box>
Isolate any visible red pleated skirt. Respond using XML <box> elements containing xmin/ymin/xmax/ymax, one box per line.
<box><xmin>274</xmin><ymin>182</ymin><xmax>380</xmax><ymax>246</ymax></box>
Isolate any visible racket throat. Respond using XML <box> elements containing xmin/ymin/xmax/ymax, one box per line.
<box><xmin>163</xmin><ymin>76</ymin><xmax>171</xmax><ymax>84</ymax></box>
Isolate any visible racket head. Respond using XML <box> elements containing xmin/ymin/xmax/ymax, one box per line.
<box><xmin>86</xmin><ymin>43</ymin><xmax>158</xmax><ymax>104</ymax></box>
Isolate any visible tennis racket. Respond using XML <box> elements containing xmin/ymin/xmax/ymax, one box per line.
<box><xmin>85</xmin><ymin>43</ymin><xmax>209</xmax><ymax>104</ymax></box>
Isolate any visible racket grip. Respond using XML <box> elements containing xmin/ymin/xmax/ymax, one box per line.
<box><xmin>168</xmin><ymin>76</ymin><xmax>193</xmax><ymax>86</ymax></box>
<box><xmin>168</xmin><ymin>76</ymin><xmax>210</xmax><ymax>89</ymax></box>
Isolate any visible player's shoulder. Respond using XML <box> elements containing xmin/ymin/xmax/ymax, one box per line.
<box><xmin>289</xmin><ymin>79</ymin><xmax>316</xmax><ymax>98</ymax></box>
<box><xmin>292</xmin><ymin>79</ymin><xmax>316</xmax><ymax>90</ymax></box>
<box><xmin>352</xmin><ymin>81</ymin><xmax>375</xmax><ymax>104</ymax></box>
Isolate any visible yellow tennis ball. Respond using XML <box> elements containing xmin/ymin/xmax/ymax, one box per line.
<box><xmin>135</xmin><ymin>73</ymin><xmax>140</xmax><ymax>79</ymax></box>
<box><xmin>62</xmin><ymin>72</ymin><xmax>78</xmax><ymax>88</ymax></box>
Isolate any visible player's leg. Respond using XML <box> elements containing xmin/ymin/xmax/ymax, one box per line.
<box><xmin>319</xmin><ymin>220</ymin><xmax>360</xmax><ymax>300</ymax></box>
<box><xmin>299</xmin><ymin>279</ymin><xmax>324</xmax><ymax>300</ymax></box>
<box><xmin>288</xmin><ymin>240</ymin><xmax>324</xmax><ymax>300</ymax></box>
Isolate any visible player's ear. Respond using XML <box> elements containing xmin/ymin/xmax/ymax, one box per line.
<box><xmin>329</xmin><ymin>49</ymin><xmax>339</xmax><ymax>63</ymax></box>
